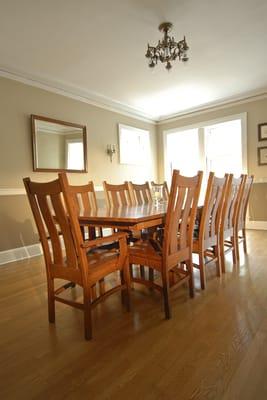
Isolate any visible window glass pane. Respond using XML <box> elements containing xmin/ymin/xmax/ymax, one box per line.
<box><xmin>119</xmin><ymin>125</ymin><xmax>151</xmax><ymax>165</ymax></box>
<box><xmin>205</xmin><ymin>119</ymin><xmax>242</xmax><ymax>177</ymax></box>
<box><xmin>166</xmin><ymin>128</ymin><xmax>200</xmax><ymax>180</ymax></box>
<box><xmin>67</xmin><ymin>141</ymin><xmax>84</xmax><ymax>170</ymax></box>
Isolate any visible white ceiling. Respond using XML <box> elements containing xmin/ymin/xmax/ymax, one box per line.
<box><xmin>1</xmin><ymin>0</ymin><xmax>267</xmax><ymax>121</ymax></box>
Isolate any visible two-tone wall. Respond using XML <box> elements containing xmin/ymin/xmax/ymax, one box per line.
<box><xmin>1</xmin><ymin>75</ymin><xmax>267</xmax><ymax>264</ymax></box>
<box><xmin>0</xmin><ymin>77</ymin><xmax>157</xmax><ymax>259</ymax></box>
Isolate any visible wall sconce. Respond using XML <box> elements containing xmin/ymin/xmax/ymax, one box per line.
<box><xmin>106</xmin><ymin>144</ymin><xmax>116</xmax><ymax>162</ymax></box>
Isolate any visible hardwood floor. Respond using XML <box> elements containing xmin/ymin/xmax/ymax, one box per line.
<box><xmin>1</xmin><ymin>230</ymin><xmax>267</xmax><ymax>399</ymax></box>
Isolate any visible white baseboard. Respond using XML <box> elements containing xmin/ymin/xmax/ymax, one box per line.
<box><xmin>0</xmin><ymin>243</ymin><xmax>42</xmax><ymax>266</ymax></box>
<box><xmin>0</xmin><ymin>228</ymin><xmax>113</xmax><ymax>266</ymax></box>
<box><xmin>246</xmin><ymin>220</ymin><xmax>267</xmax><ymax>230</ymax></box>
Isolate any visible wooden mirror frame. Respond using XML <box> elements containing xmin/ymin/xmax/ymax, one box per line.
<box><xmin>31</xmin><ymin>115</ymin><xmax>88</xmax><ymax>173</ymax></box>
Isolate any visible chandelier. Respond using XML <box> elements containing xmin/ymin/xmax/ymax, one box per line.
<box><xmin>145</xmin><ymin>22</ymin><xmax>189</xmax><ymax>70</ymax></box>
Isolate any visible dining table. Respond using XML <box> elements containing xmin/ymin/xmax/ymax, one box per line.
<box><xmin>78</xmin><ymin>203</ymin><xmax>168</xmax><ymax>232</ymax></box>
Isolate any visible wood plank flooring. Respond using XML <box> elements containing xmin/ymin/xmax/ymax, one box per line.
<box><xmin>1</xmin><ymin>230</ymin><xmax>267</xmax><ymax>399</ymax></box>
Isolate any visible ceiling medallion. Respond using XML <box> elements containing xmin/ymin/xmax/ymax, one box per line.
<box><xmin>145</xmin><ymin>22</ymin><xmax>189</xmax><ymax>70</ymax></box>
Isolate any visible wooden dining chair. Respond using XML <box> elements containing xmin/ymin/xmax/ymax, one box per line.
<box><xmin>235</xmin><ymin>175</ymin><xmax>254</xmax><ymax>261</ymax></box>
<box><xmin>193</xmin><ymin>172</ymin><xmax>229</xmax><ymax>289</ymax></box>
<box><xmin>23</xmin><ymin>173</ymin><xmax>131</xmax><ymax>340</ymax></box>
<box><xmin>151</xmin><ymin>181</ymin><xmax>169</xmax><ymax>201</ymax></box>
<box><xmin>219</xmin><ymin>174</ymin><xmax>246</xmax><ymax>272</ymax></box>
<box><xmin>128</xmin><ymin>181</ymin><xmax>152</xmax><ymax>205</ymax></box>
<box><xmin>129</xmin><ymin>170</ymin><xmax>203</xmax><ymax>319</ymax></box>
<box><xmin>103</xmin><ymin>181</ymin><xmax>132</xmax><ymax>207</ymax></box>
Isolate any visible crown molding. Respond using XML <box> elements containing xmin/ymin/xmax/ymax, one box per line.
<box><xmin>1</xmin><ymin>67</ymin><xmax>267</xmax><ymax>126</ymax></box>
<box><xmin>156</xmin><ymin>91</ymin><xmax>267</xmax><ymax>125</ymax></box>
<box><xmin>0</xmin><ymin>67</ymin><xmax>155</xmax><ymax>124</ymax></box>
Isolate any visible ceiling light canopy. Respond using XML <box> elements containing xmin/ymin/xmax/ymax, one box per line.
<box><xmin>145</xmin><ymin>22</ymin><xmax>189</xmax><ymax>70</ymax></box>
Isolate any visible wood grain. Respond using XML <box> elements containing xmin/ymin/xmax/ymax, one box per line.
<box><xmin>1</xmin><ymin>230</ymin><xmax>267</xmax><ymax>399</ymax></box>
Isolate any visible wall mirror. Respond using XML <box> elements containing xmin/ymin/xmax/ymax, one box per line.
<box><xmin>31</xmin><ymin>115</ymin><xmax>87</xmax><ymax>172</ymax></box>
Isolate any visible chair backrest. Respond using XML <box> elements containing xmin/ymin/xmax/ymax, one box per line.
<box><xmin>221</xmin><ymin>174</ymin><xmax>245</xmax><ymax>232</ymax></box>
<box><xmin>151</xmin><ymin>181</ymin><xmax>169</xmax><ymax>201</ymax></box>
<box><xmin>23</xmin><ymin>174</ymin><xmax>86</xmax><ymax>277</ymax></box>
<box><xmin>103</xmin><ymin>181</ymin><xmax>132</xmax><ymax>207</ymax></box>
<box><xmin>163</xmin><ymin>170</ymin><xmax>203</xmax><ymax>259</ymax></box>
<box><xmin>128</xmin><ymin>181</ymin><xmax>152</xmax><ymax>205</ymax></box>
<box><xmin>199</xmin><ymin>172</ymin><xmax>229</xmax><ymax>243</ymax></box>
<box><xmin>238</xmin><ymin>174</ymin><xmax>254</xmax><ymax>230</ymax></box>
<box><xmin>68</xmin><ymin>181</ymin><xmax>97</xmax><ymax>215</ymax></box>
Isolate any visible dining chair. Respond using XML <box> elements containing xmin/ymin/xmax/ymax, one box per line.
<box><xmin>128</xmin><ymin>181</ymin><xmax>152</xmax><ymax>205</ymax></box>
<box><xmin>235</xmin><ymin>174</ymin><xmax>254</xmax><ymax>261</ymax></box>
<box><xmin>129</xmin><ymin>170</ymin><xmax>203</xmax><ymax>319</ymax></box>
<box><xmin>23</xmin><ymin>174</ymin><xmax>131</xmax><ymax>340</ymax></box>
<box><xmin>219</xmin><ymin>174</ymin><xmax>246</xmax><ymax>272</ymax></box>
<box><xmin>193</xmin><ymin>172</ymin><xmax>229</xmax><ymax>289</ymax></box>
<box><xmin>103</xmin><ymin>181</ymin><xmax>132</xmax><ymax>207</ymax></box>
<box><xmin>151</xmin><ymin>181</ymin><xmax>169</xmax><ymax>201</ymax></box>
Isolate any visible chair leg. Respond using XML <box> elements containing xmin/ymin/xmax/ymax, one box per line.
<box><xmin>48</xmin><ymin>279</ymin><xmax>55</xmax><ymax>323</ymax></box>
<box><xmin>162</xmin><ymin>271</ymin><xmax>171</xmax><ymax>319</ymax></box>
<box><xmin>243</xmin><ymin>228</ymin><xmax>247</xmax><ymax>253</ymax></box>
<box><xmin>214</xmin><ymin>244</ymin><xmax>222</xmax><ymax>277</ymax></box>
<box><xmin>148</xmin><ymin>267</ymin><xmax>154</xmax><ymax>283</ymax></box>
<box><xmin>83</xmin><ymin>289</ymin><xmax>92</xmax><ymax>340</ymax></box>
<box><xmin>220</xmin><ymin>234</ymin><xmax>226</xmax><ymax>273</ymax></box>
<box><xmin>232</xmin><ymin>235</ymin><xmax>237</xmax><ymax>265</ymax></box>
<box><xmin>140</xmin><ymin>265</ymin><xmax>145</xmax><ymax>278</ymax></box>
<box><xmin>121</xmin><ymin>258</ymin><xmax>131</xmax><ymax>311</ymax></box>
<box><xmin>199</xmin><ymin>251</ymin><xmax>206</xmax><ymax>290</ymax></box>
<box><xmin>186</xmin><ymin>259</ymin><xmax>195</xmax><ymax>298</ymax></box>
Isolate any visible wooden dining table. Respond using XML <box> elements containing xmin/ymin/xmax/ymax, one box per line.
<box><xmin>78</xmin><ymin>203</ymin><xmax>168</xmax><ymax>232</ymax></box>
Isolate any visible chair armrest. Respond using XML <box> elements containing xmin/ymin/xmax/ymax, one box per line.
<box><xmin>81</xmin><ymin>232</ymin><xmax>128</xmax><ymax>249</ymax></box>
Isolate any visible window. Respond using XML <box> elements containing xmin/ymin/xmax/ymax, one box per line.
<box><xmin>66</xmin><ymin>139</ymin><xmax>84</xmax><ymax>170</ymax></box>
<box><xmin>166</xmin><ymin>128</ymin><xmax>200</xmax><ymax>178</ymax></box>
<box><xmin>119</xmin><ymin>124</ymin><xmax>151</xmax><ymax>165</ymax></box>
<box><xmin>164</xmin><ymin>114</ymin><xmax>247</xmax><ymax>184</ymax></box>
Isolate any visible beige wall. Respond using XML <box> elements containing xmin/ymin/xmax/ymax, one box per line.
<box><xmin>0</xmin><ymin>75</ymin><xmax>266</xmax><ymax>253</ymax></box>
<box><xmin>157</xmin><ymin>98</ymin><xmax>267</xmax><ymax>182</ymax></box>
<box><xmin>0</xmin><ymin>77</ymin><xmax>157</xmax><ymax>251</ymax></box>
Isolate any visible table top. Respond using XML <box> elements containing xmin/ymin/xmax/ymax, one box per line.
<box><xmin>78</xmin><ymin>203</ymin><xmax>168</xmax><ymax>225</ymax></box>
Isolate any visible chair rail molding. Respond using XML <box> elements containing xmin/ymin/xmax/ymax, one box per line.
<box><xmin>0</xmin><ymin>186</ymin><xmax>103</xmax><ymax>196</ymax></box>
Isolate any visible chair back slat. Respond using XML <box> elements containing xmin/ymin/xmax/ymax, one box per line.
<box><xmin>128</xmin><ymin>182</ymin><xmax>152</xmax><ymax>205</ymax></box>
<box><xmin>163</xmin><ymin>170</ymin><xmax>203</xmax><ymax>257</ymax></box>
<box><xmin>50</xmin><ymin>192</ymin><xmax>79</xmax><ymax>268</ymax></box>
<box><xmin>222</xmin><ymin>175</ymin><xmax>245</xmax><ymax>231</ymax></box>
<box><xmin>200</xmin><ymin>173</ymin><xmax>229</xmax><ymax>242</ymax></box>
<box><xmin>151</xmin><ymin>181</ymin><xmax>169</xmax><ymax>201</ymax></box>
<box><xmin>103</xmin><ymin>181</ymin><xmax>132</xmax><ymax>207</ymax></box>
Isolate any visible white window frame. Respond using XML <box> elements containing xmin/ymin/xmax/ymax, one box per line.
<box><xmin>118</xmin><ymin>123</ymin><xmax>151</xmax><ymax>166</ymax></box>
<box><xmin>163</xmin><ymin>112</ymin><xmax>247</xmax><ymax>182</ymax></box>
